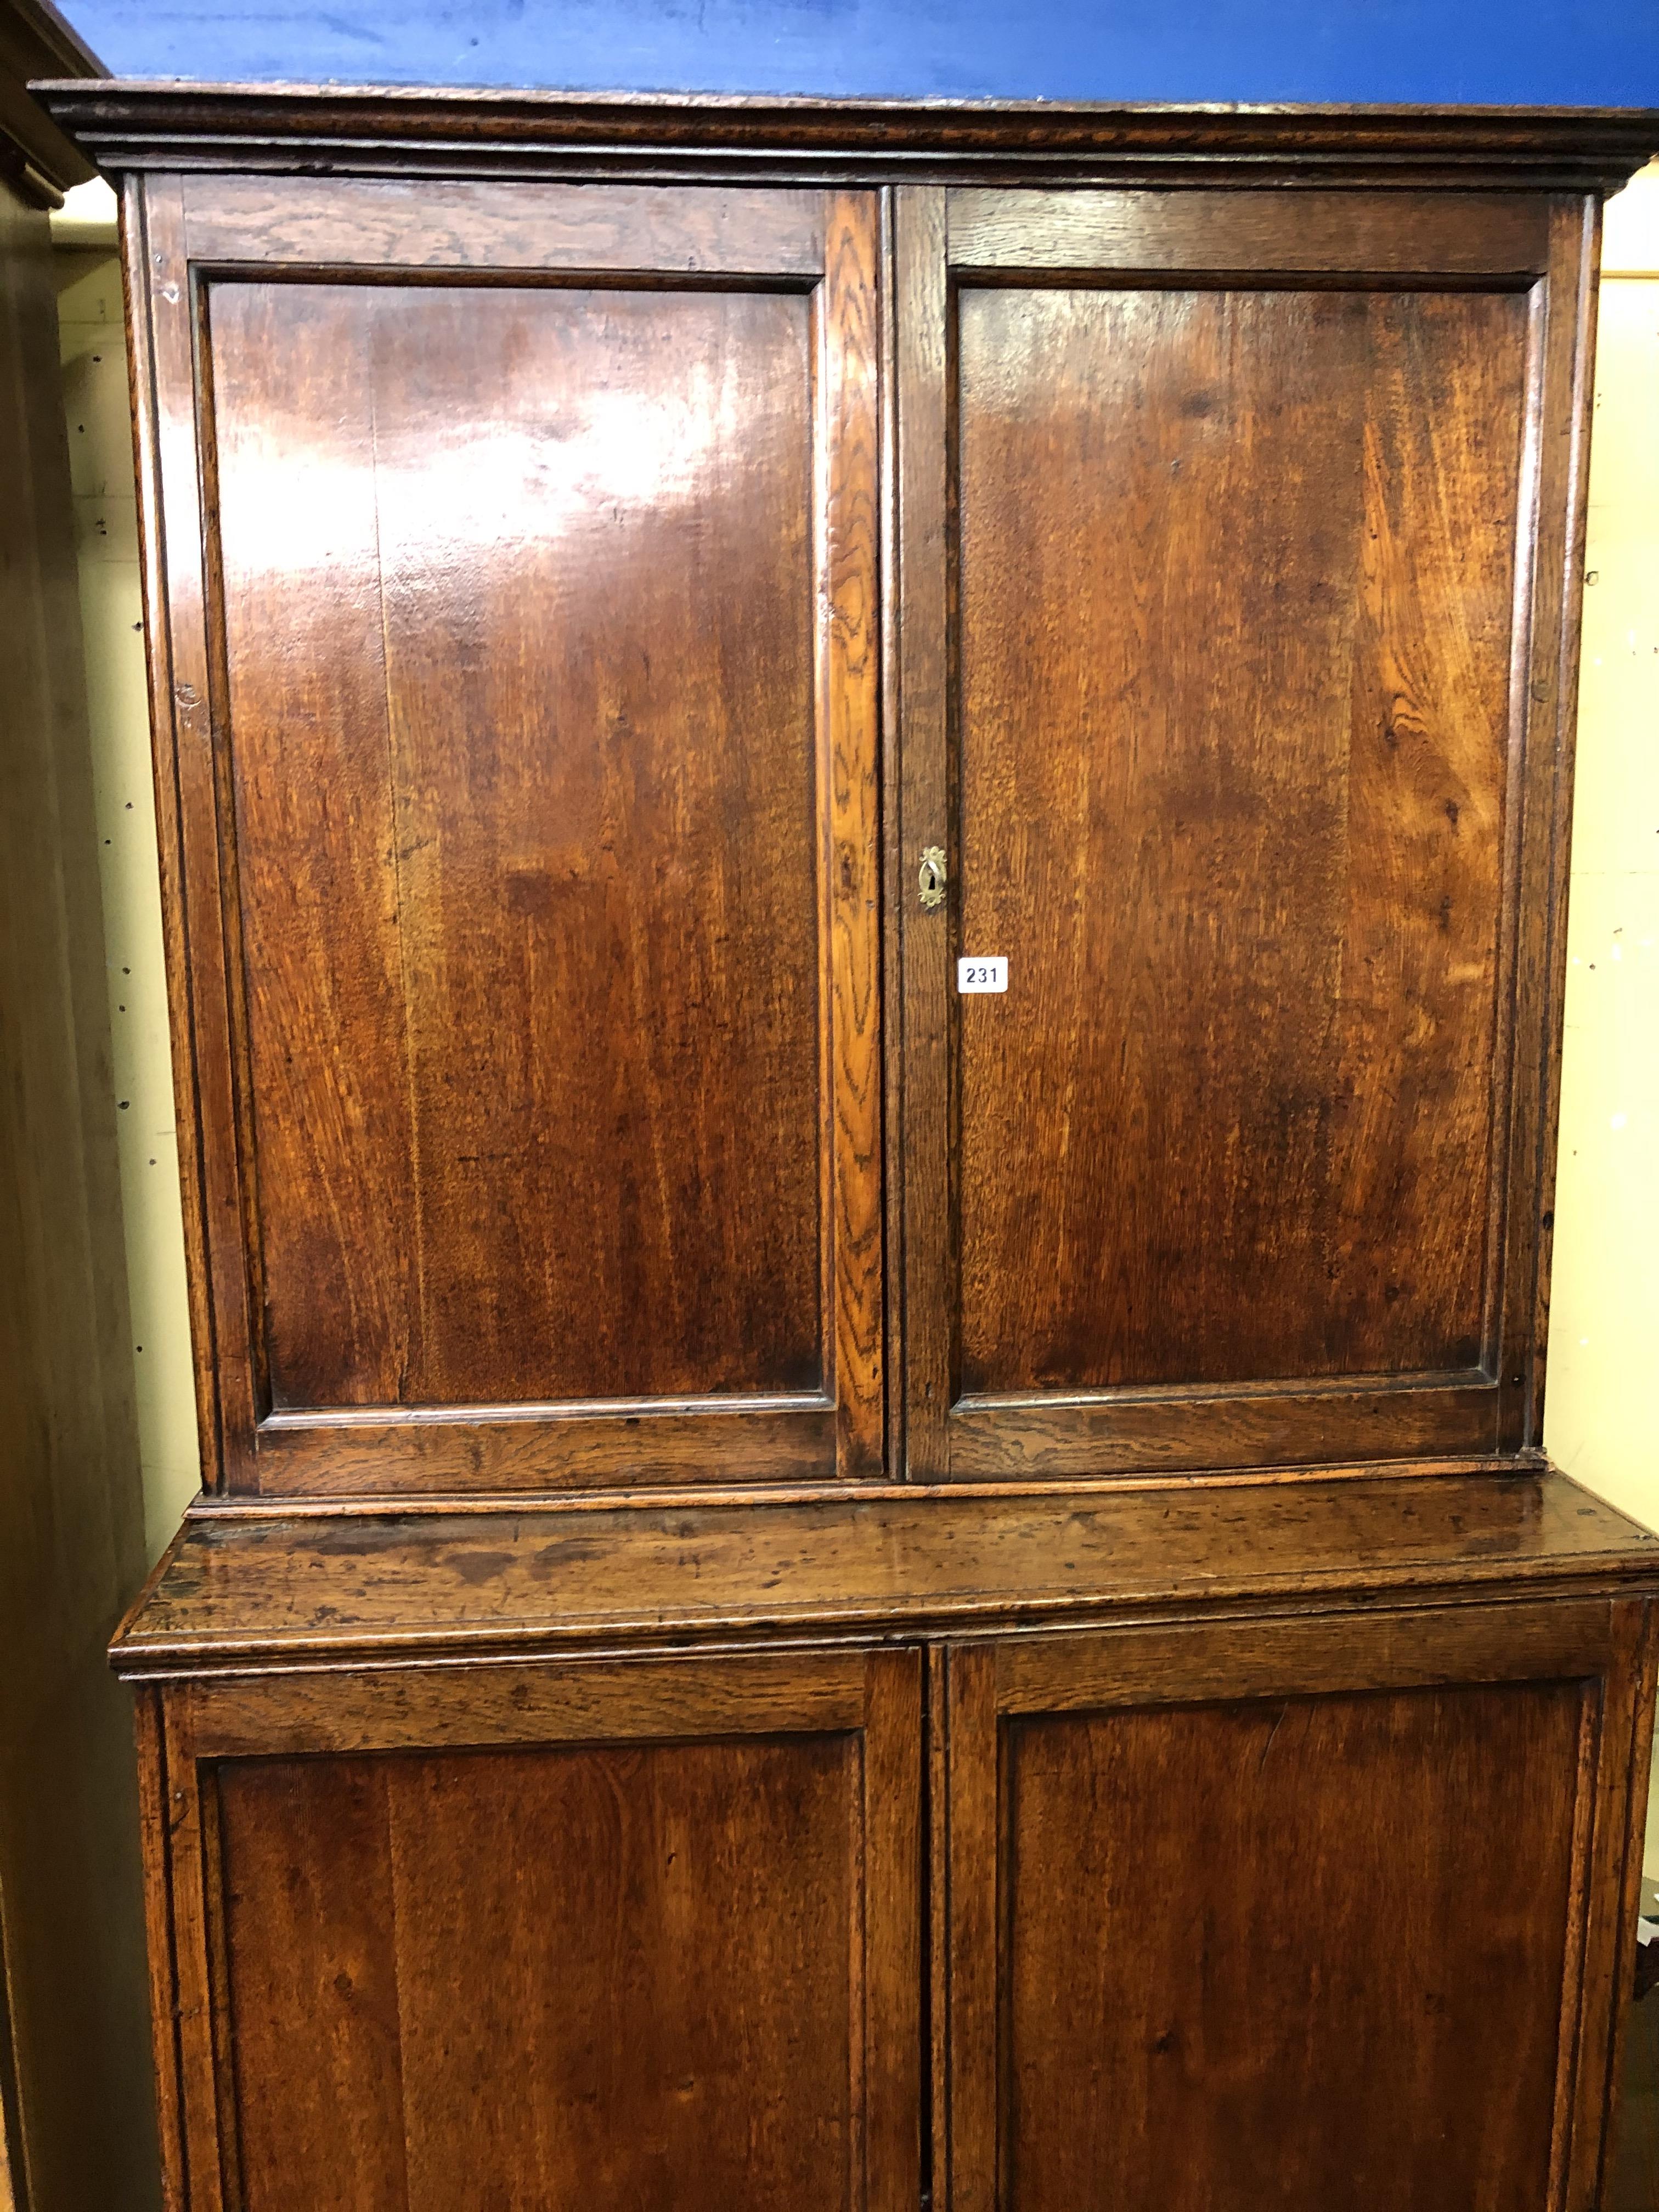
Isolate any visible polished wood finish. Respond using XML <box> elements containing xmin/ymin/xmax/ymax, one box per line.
<box><xmin>112</xmin><ymin>1469</ymin><xmax>1658</xmax><ymax>1673</ymax></box>
<box><xmin>894</xmin><ymin>184</ymin><xmax>1598</xmax><ymax>1479</ymax></box>
<box><xmin>955</xmin><ymin>285</ymin><xmax>1522</xmax><ymax>1389</ymax></box>
<box><xmin>127</xmin><ymin>175</ymin><xmax>882</xmax><ymax>1494</ymax></box>
<box><xmin>83</xmin><ymin>100</ymin><xmax>1656</xmax><ymax>1498</ymax></box>
<box><xmin>151</xmin><ymin>1646</ymin><xmax>920</xmax><ymax>2212</ymax></box>
<box><xmin>46</xmin><ymin>82</ymin><xmax>1659</xmax><ymax>2212</ymax></box>
<box><xmin>0</xmin><ymin>29</ymin><xmax>160</xmax><ymax>2204</ymax></box>
<box><xmin>941</xmin><ymin>1602</ymin><xmax>1651</xmax><ymax>2211</ymax></box>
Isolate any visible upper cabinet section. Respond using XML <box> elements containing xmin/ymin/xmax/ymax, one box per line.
<box><xmin>126</xmin><ymin>175</ymin><xmax>882</xmax><ymax>1495</ymax></box>
<box><xmin>41</xmin><ymin>87</ymin><xmax>1658</xmax><ymax>1500</ymax></box>
<box><xmin>894</xmin><ymin>185</ymin><xmax>1598</xmax><ymax>1480</ymax></box>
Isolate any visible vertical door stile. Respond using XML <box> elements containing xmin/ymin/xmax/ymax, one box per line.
<box><xmin>893</xmin><ymin>187</ymin><xmax>953</xmax><ymax>1479</ymax></box>
<box><xmin>821</xmin><ymin>191</ymin><xmax>886</xmax><ymax>1479</ymax></box>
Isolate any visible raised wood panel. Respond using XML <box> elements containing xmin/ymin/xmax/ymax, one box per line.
<box><xmin>941</xmin><ymin>1601</ymin><xmax>1655</xmax><ymax>2212</ymax></box>
<box><xmin>1003</xmin><ymin>1685</ymin><xmax>1581</xmax><ymax>2210</ymax></box>
<box><xmin>895</xmin><ymin>189</ymin><xmax>1595</xmax><ymax>1478</ymax></box>
<box><xmin>133</xmin><ymin>179</ymin><xmax>883</xmax><ymax>1493</ymax></box>
<box><xmin>955</xmin><ymin>279</ymin><xmax>1526</xmax><ymax>1394</ymax></box>
<box><xmin>213</xmin><ymin>276</ymin><xmax>825</xmax><ymax>1410</ymax></box>
<box><xmin>162</xmin><ymin>1647</ymin><xmax>921</xmax><ymax>2212</ymax></box>
<box><xmin>221</xmin><ymin>1741</ymin><xmax>861</xmax><ymax>2211</ymax></box>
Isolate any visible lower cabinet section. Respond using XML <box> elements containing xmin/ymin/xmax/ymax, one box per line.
<box><xmin>137</xmin><ymin>1599</ymin><xmax>1652</xmax><ymax>2211</ymax></box>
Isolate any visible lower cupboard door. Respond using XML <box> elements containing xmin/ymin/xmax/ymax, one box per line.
<box><xmin>154</xmin><ymin>1647</ymin><xmax>922</xmax><ymax>2212</ymax></box>
<box><xmin>939</xmin><ymin>1601</ymin><xmax>1655</xmax><ymax>2212</ymax></box>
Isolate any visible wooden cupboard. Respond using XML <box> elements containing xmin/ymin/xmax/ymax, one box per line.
<box><xmin>36</xmin><ymin>78</ymin><xmax>1659</xmax><ymax>2210</ymax></box>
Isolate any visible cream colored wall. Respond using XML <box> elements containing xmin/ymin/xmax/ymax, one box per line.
<box><xmin>53</xmin><ymin>182</ymin><xmax>199</xmax><ymax>1563</ymax></box>
<box><xmin>51</xmin><ymin>170</ymin><xmax>1659</xmax><ymax>1594</ymax></box>
<box><xmin>1545</xmin><ymin>159</ymin><xmax>1659</xmax><ymax>1870</ymax></box>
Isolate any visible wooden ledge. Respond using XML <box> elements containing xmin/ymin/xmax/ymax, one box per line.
<box><xmin>31</xmin><ymin>82</ymin><xmax>1659</xmax><ymax>194</ymax></box>
<box><xmin>111</xmin><ymin>1468</ymin><xmax>1659</xmax><ymax>1678</ymax></box>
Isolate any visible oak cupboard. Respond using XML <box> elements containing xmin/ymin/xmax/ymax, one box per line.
<box><xmin>36</xmin><ymin>78</ymin><xmax>1659</xmax><ymax>2211</ymax></box>
<box><xmin>108</xmin><ymin>1482</ymin><xmax>1659</xmax><ymax>2212</ymax></box>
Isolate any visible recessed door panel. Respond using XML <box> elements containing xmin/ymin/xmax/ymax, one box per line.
<box><xmin>1005</xmin><ymin>1687</ymin><xmax>1575</xmax><ymax>2209</ymax></box>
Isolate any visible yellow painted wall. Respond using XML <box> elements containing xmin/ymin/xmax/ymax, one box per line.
<box><xmin>1545</xmin><ymin>160</ymin><xmax>1659</xmax><ymax>1869</ymax></box>
<box><xmin>53</xmin><ymin>184</ymin><xmax>199</xmax><ymax>1563</ymax></box>
<box><xmin>52</xmin><ymin>171</ymin><xmax>1659</xmax><ymax>1600</ymax></box>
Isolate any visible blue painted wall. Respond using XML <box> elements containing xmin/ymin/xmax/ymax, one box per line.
<box><xmin>55</xmin><ymin>0</ymin><xmax>1659</xmax><ymax>110</ymax></box>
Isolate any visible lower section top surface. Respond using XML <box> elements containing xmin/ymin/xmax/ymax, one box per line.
<box><xmin>111</xmin><ymin>1464</ymin><xmax>1659</xmax><ymax>1674</ymax></box>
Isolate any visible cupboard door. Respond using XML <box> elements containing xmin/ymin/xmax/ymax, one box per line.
<box><xmin>131</xmin><ymin>177</ymin><xmax>882</xmax><ymax>1494</ymax></box>
<box><xmin>894</xmin><ymin>186</ymin><xmax>1593</xmax><ymax>1477</ymax></box>
<box><xmin>148</xmin><ymin>1646</ymin><xmax>921</xmax><ymax>2212</ymax></box>
<box><xmin>939</xmin><ymin>1602</ymin><xmax>1655</xmax><ymax>2212</ymax></box>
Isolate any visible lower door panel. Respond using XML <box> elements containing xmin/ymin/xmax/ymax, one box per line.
<box><xmin>156</xmin><ymin>1646</ymin><xmax>922</xmax><ymax>2212</ymax></box>
<box><xmin>939</xmin><ymin>1601</ymin><xmax>1652</xmax><ymax>2212</ymax></box>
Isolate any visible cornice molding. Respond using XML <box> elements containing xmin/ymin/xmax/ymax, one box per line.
<box><xmin>32</xmin><ymin>80</ymin><xmax>1659</xmax><ymax>196</ymax></box>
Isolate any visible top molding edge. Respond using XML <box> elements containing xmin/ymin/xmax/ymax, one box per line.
<box><xmin>30</xmin><ymin>80</ymin><xmax>1659</xmax><ymax>194</ymax></box>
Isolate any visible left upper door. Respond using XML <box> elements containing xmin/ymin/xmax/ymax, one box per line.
<box><xmin>128</xmin><ymin>176</ymin><xmax>883</xmax><ymax>1496</ymax></box>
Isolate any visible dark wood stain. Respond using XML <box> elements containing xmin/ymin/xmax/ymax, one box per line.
<box><xmin>35</xmin><ymin>82</ymin><xmax>1659</xmax><ymax>196</ymax></box>
<box><xmin>889</xmin><ymin>182</ymin><xmax>1599</xmax><ymax>1480</ymax></box>
<box><xmin>112</xmin><ymin>1470</ymin><xmax>1659</xmax><ymax>1673</ymax></box>
<box><xmin>166</xmin><ymin>1646</ymin><xmax>921</xmax><ymax>2212</ymax></box>
<box><xmin>132</xmin><ymin>179</ymin><xmax>884</xmax><ymax>1492</ymax></box>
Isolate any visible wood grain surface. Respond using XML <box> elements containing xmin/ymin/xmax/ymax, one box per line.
<box><xmin>36</xmin><ymin>83</ymin><xmax>1659</xmax><ymax>198</ymax></box>
<box><xmin>1000</xmin><ymin>1681</ymin><xmax>1582</xmax><ymax>2208</ymax></box>
<box><xmin>110</xmin><ymin>1469</ymin><xmax>1659</xmax><ymax>1673</ymax></box>
<box><xmin>953</xmin><ymin>281</ymin><xmax>1527</xmax><ymax>1395</ymax></box>
<box><xmin>135</xmin><ymin>179</ymin><xmax>883</xmax><ymax>1492</ymax></box>
<box><xmin>165</xmin><ymin>1646</ymin><xmax>921</xmax><ymax>2212</ymax></box>
<box><xmin>79</xmin><ymin>102</ymin><xmax>1659</xmax><ymax>2212</ymax></box>
<box><xmin>883</xmin><ymin>180</ymin><xmax>1601</xmax><ymax>1479</ymax></box>
<box><xmin>213</xmin><ymin>275</ymin><xmax>823</xmax><ymax>1410</ymax></box>
<box><xmin>940</xmin><ymin>1600</ymin><xmax>1652</xmax><ymax>2212</ymax></box>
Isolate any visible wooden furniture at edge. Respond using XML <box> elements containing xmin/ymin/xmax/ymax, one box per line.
<box><xmin>37</xmin><ymin>80</ymin><xmax>1659</xmax><ymax>2212</ymax></box>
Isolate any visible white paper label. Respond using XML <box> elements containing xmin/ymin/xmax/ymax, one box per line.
<box><xmin>957</xmin><ymin>956</ymin><xmax>1008</xmax><ymax>994</ymax></box>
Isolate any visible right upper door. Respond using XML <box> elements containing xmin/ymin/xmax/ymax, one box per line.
<box><xmin>893</xmin><ymin>184</ymin><xmax>1594</xmax><ymax>1479</ymax></box>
